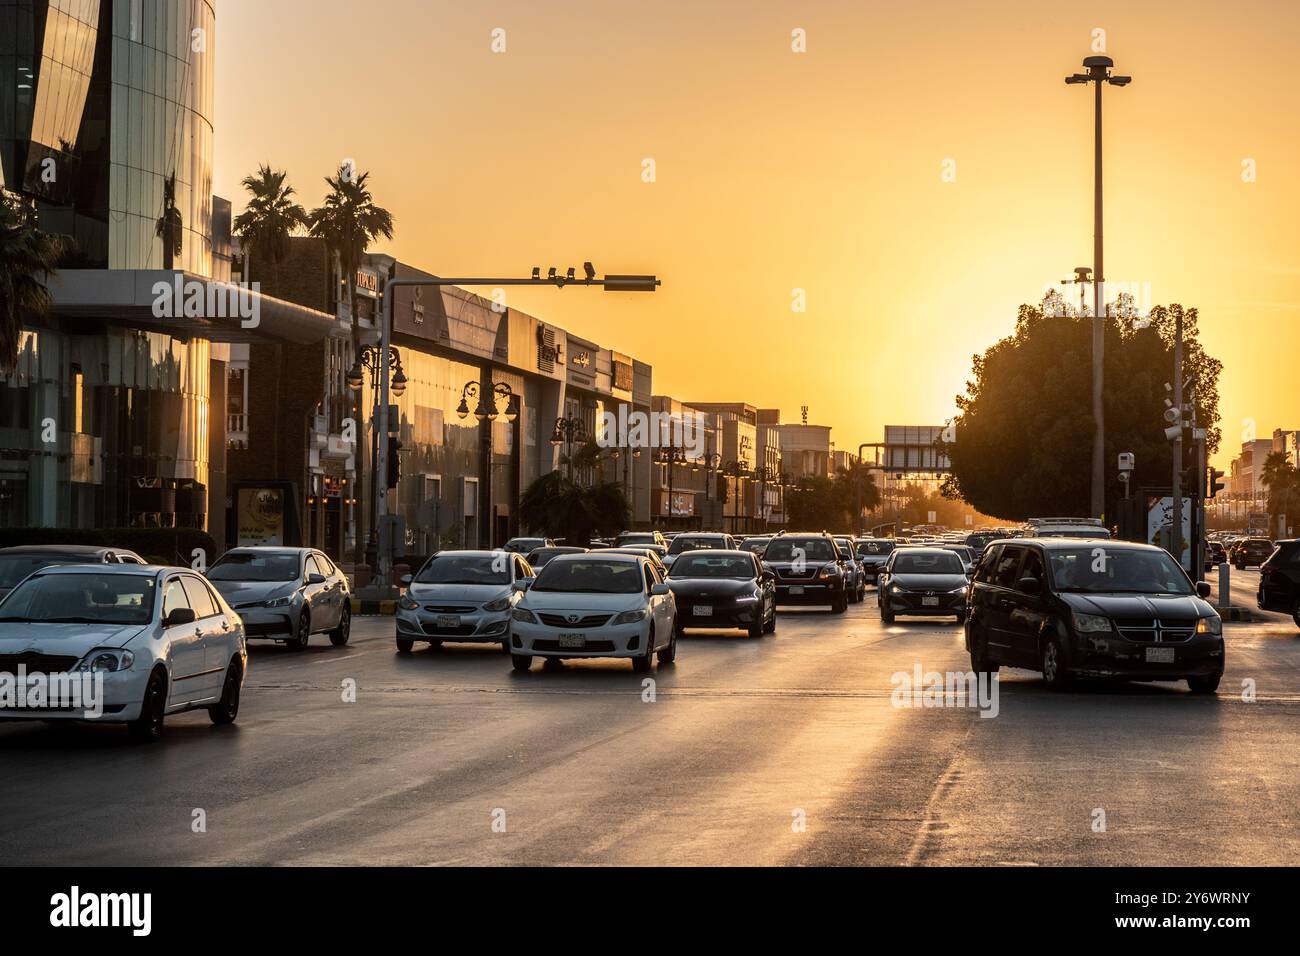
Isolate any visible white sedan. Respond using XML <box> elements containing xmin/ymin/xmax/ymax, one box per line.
<box><xmin>508</xmin><ymin>553</ymin><xmax>676</xmax><ymax>672</ymax></box>
<box><xmin>0</xmin><ymin>564</ymin><xmax>247</xmax><ymax>742</ymax></box>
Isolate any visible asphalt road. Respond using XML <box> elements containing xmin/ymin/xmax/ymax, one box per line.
<box><xmin>3</xmin><ymin>585</ymin><xmax>1299</xmax><ymax>866</ymax></box>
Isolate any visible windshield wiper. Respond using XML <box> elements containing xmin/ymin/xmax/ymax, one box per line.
<box><xmin>0</xmin><ymin>616</ymin><xmax>35</xmax><ymax>622</ymax></box>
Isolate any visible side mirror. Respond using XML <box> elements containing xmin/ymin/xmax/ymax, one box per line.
<box><xmin>513</xmin><ymin>579</ymin><xmax>533</xmax><ymax>592</ymax></box>
<box><xmin>1195</xmin><ymin>581</ymin><xmax>1212</xmax><ymax>598</ymax></box>
<box><xmin>400</xmin><ymin>574</ymin><xmax>412</xmax><ymax>586</ymax></box>
<box><xmin>650</xmin><ymin>583</ymin><xmax>671</xmax><ymax>596</ymax></box>
<box><xmin>307</xmin><ymin>572</ymin><xmax>326</xmax><ymax>585</ymax></box>
<box><xmin>164</xmin><ymin>606</ymin><xmax>197</xmax><ymax>628</ymax></box>
<box><xmin>1017</xmin><ymin>576</ymin><xmax>1041</xmax><ymax>594</ymax></box>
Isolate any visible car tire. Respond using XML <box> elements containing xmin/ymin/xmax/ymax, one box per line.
<box><xmin>763</xmin><ymin>609</ymin><xmax>777</xmax><ymax>634</ymax></box>
<box><xmin>396</xmin><ymin>638</ymin><xmax>414</xmax><ymax>654</ymax></box>
<box><xmin>288</xmin><ymin>611</ymin><xmax>311</xmax><ymax>651</ymax></box>
<box><xmin>511</xmin><ymin>654</ymin><xmax>533</xmax><ymax>672</ymax></box>
<box><xmin>955</xmin><ymin>611</ymin><xmax>967</xmax><ymax>625</ymax></box>
<box><xmin>500</xmin><ymin>640</ymin><xmax>511</xmax><ymax>654</ymax></box>
<box><xmin>428</xmin><ymin>639</ymin><xmax>443</xmax><ymax>651</ymax></box>
<box><xmin>632</xmin><ymin>630</ymin><xmax>655</xmax><ymax>673</ymax></box>
<box><xmin>832</xmin><ymin>595</ymin><xmax>847</xmax><ymax>614</ymax></box>
<box><xmin>880</xmin><ymin>605</ymin><xmax>895</xmax><ymax>624</ymax></box>
<box><xmin>747</xmin><ymin>619</ymin><xmax>763</xmax><ymax>639</ymax></box>
<box><xmin>970</xmin><ymin>624</ymin><xmax>999</xmax><ymax>676</ymax></box>
<box><xmin>1291</xmin><ymin>599</ymin><xmax>1300</xmax><ymax>630</ymax></box>
<box><xmin>127</xmin><ymin>670</ymin><xmax>167</xmax><ymax>743</ymax></box>
<box><xmin>1187</xmin><ymin>673</ymin><xmax>1222</xmax><ymax>694</ymax></box>
<box><xmin>1040</xmin><ymin>635</ymin><xmax>1071</xmax><ymax>691</ymax></box>
<box><xmin>328</xmin><ymin>605</ymin><xmax>351</xmax><ymax>646</ymax></box>
<box><xmin>659</xmin><ymin>630</ymin><xmax>677</xmax><ymax>664</ymax></box>
<box><xmin>208</xmin><ymin>658</ymin><xmax>242</xmax><ymax>725</ymax></box>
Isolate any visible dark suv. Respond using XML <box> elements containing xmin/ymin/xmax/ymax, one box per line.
<box><xmin>966</xmin><ymin>539</ymin><xmax>1223</xmax><ymax>693</ymax></box>
<box><xmin>833</xmin><ymin>536</ymin><xmax>866</xmax><ymax>603</ymax></box>
<box><xmin>761</xmin><ymin>532</ymin><xmax>849</xmax><ymax>613</ymax></box>
<box><xmin>1258</xmin><ymin>539</ymin><xmax>1300</xmax><ymax>627</ymax></box>
<box><xmin>854</xmin><ymin>538</ymin><xmax>895</xmax><ymax>584</ymax></box>
<box><xmin>1231</xmin><ymin>537</ymin><xmax>1274</xmax><ymax>569</ymax></box>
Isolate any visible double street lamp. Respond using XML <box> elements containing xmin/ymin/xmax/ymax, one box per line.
<box><xmin>550</xmin><ymin>416</ymin><xmax>587</xmax><ymax>480</ymax></box>
<box><xmin>656</xmin><ymin>446</ymin><xmax>693</xmax><ymax>529</ymax></box>
<box><xmin>1065</xmin><ymin>54</ymin><xmax>1131</xmax><ymax>521</ymax></box>
<box><xmin>347</xmin><ymin>345</ymin><xmax>407</xmax><ymax>569</ymax></box>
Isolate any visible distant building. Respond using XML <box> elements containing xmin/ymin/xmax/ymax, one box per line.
<box><xmin>778</xmin><ymin>423</ymin><xmax>833</xmax><ymax>480</ymax></box>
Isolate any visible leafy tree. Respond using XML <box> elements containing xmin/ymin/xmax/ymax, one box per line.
<box><xmin>233</xmin><ymin>165</ymin><xmax>308</xmax><ymax>286</ymax></box>
<box><xmin>940</xmin><ymin>292</ymin><xmax>1221</xmax><ymax>521</ymax></box>
<box><xmin>518</xmin><ymin>472</ymin><xmax>629</xmax><ymax>546</ymax></box>
<box><xmin>155</xmin><ymin>173</ymin><xmax>183</xmax><ymax>269</ymax></box>
<box><xmin>785</xmin><ymin>466</ymin><xmax>880</xmax><ymax>532</ymax></box>
<box><xmin>0</xmin><ymin>189</ymin><xmax>70</xmax><ymax>372</ymax></box>
<box><xmin>1261</xmin><ymin>452</ymin><xmax>1300</xmax><ymax>524</ymax></box>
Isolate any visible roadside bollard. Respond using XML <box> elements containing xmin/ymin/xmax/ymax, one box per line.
<box><xmin>1218</xmin><ymin>562</ymin><xmax>1231</xmax><ymax>607</ymax></box>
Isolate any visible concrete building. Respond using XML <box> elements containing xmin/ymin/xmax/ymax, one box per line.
<box><xmin>777</xmin><ymin>423</ymin><xmax>832</xmax><ymax>480</ymax></box>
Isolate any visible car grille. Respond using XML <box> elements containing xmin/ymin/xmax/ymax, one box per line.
<box><xmin>531</xmin><ymin>639</ymin><xmax>616</xmax><ymax>652</ymax></box>
<box><xmin>422</xmin><ymin>605</ymin><xmax>477</xmax><ymax>614</ymax></box>
<box><xmin>0</xmin><ymin>652</ymin><xmax>79</xmax><ymax>674</ymax></box>
<box><xmin>1114</xmin><ymin>618</ymin><xmax>1197</xmax><ymax>643</ymax></box>
<box><xmin>775</xmin><ymin>567</ymin><xmax>818</xmax><ymax>580</ymax></box>
<box><xmin>537</xmin><ymin>613</ymin><xmax>611</xmax><ymax>628</ymax></box>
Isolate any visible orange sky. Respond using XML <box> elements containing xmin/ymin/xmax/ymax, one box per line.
<box><xmin>214</xmin><ymin>0</ymin><xmax>1300</xmax><ymax>468</ymax></box>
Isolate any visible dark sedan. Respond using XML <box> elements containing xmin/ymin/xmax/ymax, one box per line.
<box><xmin>878</xmin><ymin>547</ymin><xmax>970</xmax><ymax>623</ymax></box>
<box><xmin>666</xmin><ymin>550</ymin><xmax>776</xmax><ymax>638</ymax></box>
<box><xmin>967</xmin><ymin>539</ymin><xmax>1223</xmax><ymax>692</ymax></box>
<box><xmin>0</xmin><ymin>544</ymin><xmax>147</xmax><ymax>602</ymax></box>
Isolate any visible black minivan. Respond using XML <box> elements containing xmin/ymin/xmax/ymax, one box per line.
<box><xmin>1258</xmin><ymin>539</ymin><xmax>1300</xmax><ymax>627</ymax></box>
<box><xmin>965</xmin><ymin>539</ymin><xmax>1224</xmax><ymax>693</ymax></box>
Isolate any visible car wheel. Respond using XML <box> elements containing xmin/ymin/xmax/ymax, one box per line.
<box><xmin>208</xmin><ymin>658</ymin><xmax>242</xmax><ymax>725</ymax></box>
<box><xmin>1041</xmin><ymin>636</ymin><xmax>1071</xmax><ymax>691</ymax></box>
<box><xmin>632</xmin><ymin>629</ymin><xmax>655</xmax><ymax>673</ymax></box>
<box><xmin>970</xmin><ymin>624</ymin><xmax>999</xmax><ymax>676</ymax></box>
<box><xmin>881</xmin><ymin>605</ymin><xmax>895</xmax><ymax>624</ymax></box>
<box><xmin>763</xmin><ymin>608</ymin><xmax>777</xmax><ymax>634</ymax></box>
<box><xmin>832</xmin><ymin>595</ymin><xmax>847</xmax><ymax>614</ymax></box>
<box><xmin>1291</xmin><ymin>599</ymin><xmax>1300</xmax><ymax>629</ymax></box>
<box><xmin>396</xmin><ymin>638</ymin><xmax>414</xmax><ymax>654</ymax></box>
<box><xmin>500</xmin><ymin>640</ymin><xmax>511</xmax><ymax>654</ymax></box>
<box><xmin>658</xmin><ymin>630</ymin><xmax>677</xmax><ymax>664</ymax></box>
<box><xmin>747</xmin><ymin>619</ymin><xmax>763</xmax><ymax>639</ymax></box>
<box><xmin>127</xmin><ymin>670</ymin><xmax>167</xmax><ymax>743</ymax></box>
<box><xmin>955</xmin><ymin>611</ymin><xmax>967</xmax><ymax>625</ymax></box>
<box><xmin>511</xmin><ymin>654</ymin><xmax>533</xmax><ymax>672</ymax></box>
<box><xmin>328</xmin><ymin>605</ymin><xmax>351</xmax><ymax>646</ymax></box>
<box><xmin>428</xmin><ymin>639</ymin><xmax>444</xmax><ymax>651</ymax></box>
<box><xmin>1187</xmin><ymin>673</ymin><xmax>1222</xmax><ymax>694</ymax></box>
<box><xmin>289</xmin><ymin>611</ymin><xmax>311</xmax><ymax>651</ymax></box>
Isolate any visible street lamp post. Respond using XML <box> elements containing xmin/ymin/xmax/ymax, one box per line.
<box><xmin>550</xmin><ymin>417</ymin><xmax>587</xmax><ymax>481</ymax></box>
<box><xmin>457</xmin><ymin>380</ymin><xmax>518</xmax><ymax>548</ymax></box>
<box><xmin>1066</xmin><ymin>55</ymin><xmax>1131</xmax><ymax>521</ymax></box>
<box><xmin>656</xmin><ymin>447</ymin><xmax>690</xmax><ymax>531</ymax></box>
<box><xmin>701</xmin><ymin>453</ymin><xmax>722</xmax><ymax>530</ymax></box>
<box><xmin>346</xmin><ymin>345</ymin><xmax>407</xmax><ymax>571</ymax></box>
<box><xmin>370</xmin><ymin>266</ymin><xmax>659</xmax><ymax>590</ymax></box>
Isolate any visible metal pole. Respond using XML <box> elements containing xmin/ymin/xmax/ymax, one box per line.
<box><xmin>374</xmin><ymin>285</ymin><xmax>395</xmax><ymax>590</ymax></box>
<box><xmin>1091</xmin><ymin>76</ymin><xmax>1106</xmax><ymax>521</ymax></box>
<box><xmin>1171</xmin><ymin>312</ymin><xmax>1184</xmax><ymax>569</ymax></box>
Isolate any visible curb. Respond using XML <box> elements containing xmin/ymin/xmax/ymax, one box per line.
<box><xmin>351</xmin><ymin>598</ymin><xmax>396</xmax><ymax>616</ymax></box>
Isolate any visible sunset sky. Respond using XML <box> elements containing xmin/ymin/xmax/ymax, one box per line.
<box><xmin>214</xmin><ymin>0</ymin><xmax>1300</xmax><ymax>468</ymax></box>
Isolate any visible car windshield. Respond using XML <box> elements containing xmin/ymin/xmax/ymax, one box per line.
<box><xmin>615</xmin><ymin>534</ymin><xmax>654</xmax><ymax>547</ymax></box>
<box><xmin>533</xmin><ymin>559</ymin><xmax>644</xmax><ymax>594</ymax></box>
<box><xmin>944</xmin><ymin>547</ymin><xmax>974</xmax><ymax>561</ymax></box>
<box><xmin>0</xmin><ymin>573</ymin><xmax>156</xmax><ymax>625</ymax></box>
<box><xmin>667</xmin><ymin>536</ymin><xmax>726</xmax><ymax>554</ymax></box>
<box><xmin>415</xmin><ymin>555</ymin><xmax>510</xmax><ymax>586</ymax></box>
<box><xmin>669</xmin><ymin>555</ymin><xmax>755</xmax><ymax>579</ymax></box>
<box><xmin>856</xmin><ymin>540</ymin><xmax>895</xmax><ymax>556</ymax></box>
<box><xmin>0</xmin><ymin>554</ymin><xmax>94</xmax><ymax>588</ymax></box>
<box><xmin>1049</xmin><ymin>548</ymin><xmax>1193</xmax><ymax>595</ymax></box>
<box><xmin>208</xmin><ymin>552</ymin><xmax>301</xmax><ymax>582</ymax></box>
<box><xmin>763</xmin><ymin>538</ymin><xmax>836</xmax><ymax>562</ymax></box>
<box><xmin>892</xmin><ymin>552</ymin><xmax>965</xmax><ymax>574</ymax></box>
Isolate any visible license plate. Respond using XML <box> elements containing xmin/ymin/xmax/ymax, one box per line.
<box><xmin>435</xmin><ymin>614</ymin><xmax>460</xmax><ymax>628</ymax></box>
<box><xmin>692</xmin><ymin>605</ymin><xmax>712</xmax><ymax>616</ymax></box>
<box><xmin>1146</xmin><ymin>646</ymin><xmax>1175</xmax><ymax>663</ymax></box>
<box><xmin>558</xmin><ymin>633</ymin><xmax>586</xmax><ymax>649</ymax></box>
<box><xmin>789</xmin><ymin>586</ymin><xmax>804</xmax><ymax>595</ymax></box>
<box><xmin>922</xmin><ymin>596</ymin><xmax>939</xmax><ymax>606</ymax></box>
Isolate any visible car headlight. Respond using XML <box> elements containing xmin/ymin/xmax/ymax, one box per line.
<box><xmin>818</xmin><ymin>566</ymin><xmax>839</xmax><ymax>579</ymax></box>
<box><xmin>482</xmin><ymin>596</ymin><xmax>511</xmax><ymax>612</ymax></box>
<box><xmin>264</xmin><ymin>593</ymin><xmax>294</xmax><ymax>608</ymax></box>
<box><xmin>889</xmin><ymin>583</ymin><xmax>905</xmax><ymax>593</ymax></box>
<box><xmin>948</xmin><ymin>586</ymin><xmax>968</xmax><ymax>595</ymax></box>
<box><xmin>1196</xmin><ymin>615</ymin><xmax>1222</xmax><ymax>635</ymax></box>
<box><xmin>398</xmin><ymin>593</ymin><xmax>420</xmax><ymax>610</ymax></box>
<box><xmin>1072</xmin><ymin>611</ymin><xmax>1113</xmax><ymax>633</ymax></box>
<box><xmin>511</xmin><ymin>607</ymin><xmax>537</xmax><ymax>624</ymax></box>
<box><xmin>613</xmin><ymin>608</ymin><xmax>648</xmax><ymax>625</ymax></box>
<box><xmin>73</xmin><ymin>649</ymin><xmax>135</xmax><ymax>674</ymax></box>
<box><xmin>734</xmin><ymin>590</ymin><xmax>761</xmax><ymax>603</ymax></box>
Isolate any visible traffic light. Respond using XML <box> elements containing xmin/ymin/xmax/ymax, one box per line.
<box><xmin>1208</xmin><ymin>466</ymin><xmax>1226</xmax><ymax>499</ymax></box>
<box><xmin>386</xmin><ymin>436</ymin><xmax>402</xmax><ymax>489</ymax></box>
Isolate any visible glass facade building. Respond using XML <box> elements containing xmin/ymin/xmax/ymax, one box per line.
<box><xmin>0</xmin><ymin>0</ymin><xmax>222</xmax><ymax>533</ymax></box>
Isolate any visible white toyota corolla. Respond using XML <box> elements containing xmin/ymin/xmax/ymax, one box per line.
<box><xmin>0</xmin><ymin>564</ymin><xmax>247</xmax><ymax>742</ymax></box>
<box><xmin>508</xmin><ymin>552</ymin><xmax>677</xmax><ymax>672</ymax></box>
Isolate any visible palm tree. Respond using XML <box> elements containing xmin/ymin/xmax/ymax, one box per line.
<box><xmin>0</xmin><ymin>189</ymin><xmax>70</xmax><ymax>372</ymax></box>
<box><xmin>308</xmin><ymin>167</ymin><xmax>394</xmax><ymax>358</ymax></box>
<box><xmin>232</xmin><ymin>165</ymin><xmax>308</xmax><ymax>287</ymax></box>
<box><xmin>155</xmin><ymin>173</ymin><xmax>183</xmax><ymax>269</ymax></box>
<box><xmin>308</xmin><ymin>167</ymin><xmax>394</xmax><ymax>566</ymax></box>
